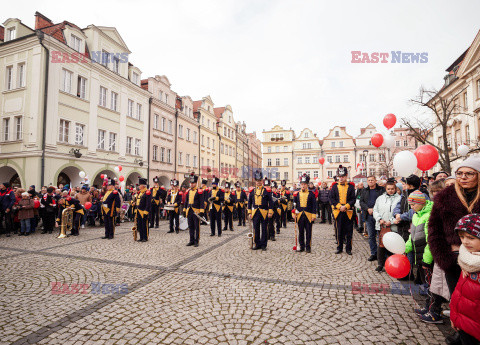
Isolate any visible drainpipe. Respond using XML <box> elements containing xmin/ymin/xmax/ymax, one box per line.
<box><xmin>196</xmin><ymin>113</ymin><xmax>201</xmax><ymax>177</ymax></box>
<box><xmin>37</xmin><ymin>31</ymin><xmax>49</xmax><ymax>187</ymax></box>
<box><xmin>174</xmin><ymin>109</ymin><xmax>178</xmax><ymax>179</ymax></box>
<box><xmin>147</xmin><ymin>97</ymin><xmax>152</xmax><ymax>182</ymax></box>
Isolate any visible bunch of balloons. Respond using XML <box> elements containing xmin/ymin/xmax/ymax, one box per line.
<box><xmin>382</xmin><ymin>232</ymin><xmax>411</xmax><ymax>279</ymax></box>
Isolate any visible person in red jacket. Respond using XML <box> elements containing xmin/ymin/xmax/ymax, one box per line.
<box><xmin>450</xmin><ymin>214</ymin><xmax>480</xmax><ymax>344</ymax></box>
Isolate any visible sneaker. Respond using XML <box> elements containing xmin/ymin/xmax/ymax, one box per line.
<box><xmin>442</xmin><ymin>310</ymin><xmax>450</xmax><ymax>317</ymax></box>
<box><xmin>414</xmin><ymin>307</ymin><xmax>429</xmax><ymax>316</ymax></box>
<box><xmin>418</xmin><ymin>311</ymin><xmax>443</xmax><ymax>324</ymax></box>
<box><xmin>375</xmin><ymin>266</ymin><xmax>383</xmax><ymax>272</ymax></box>
<box><xmin>81</xmin><ymin>225</ymin><xmax>85</xmax><ymax>229</ymax></box>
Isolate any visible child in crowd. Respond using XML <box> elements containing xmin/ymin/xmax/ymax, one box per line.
<box><xmin>450</xmin><ymin>214</ymin><xmax>480</xmax><ymax>345</ymax></box>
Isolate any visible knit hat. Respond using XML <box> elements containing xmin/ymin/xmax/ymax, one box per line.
<box><xmin>457</xmin><ymin>155</ymin><xmax>480</xmax><ymax>173</ymax></box>
<box><xmin>396</xmin><ymin>183</ymin><xmax>403</xmax><ymax>193</ymax></box>
<box><xmin>455</xmin><ymin>214</ymin><xmax>480</xmax><ymax>239</ymax></box>
<box><xmin>407</xmin><ymin>190</ymin><xmax>426</xmax><ymax>205</ymax></box>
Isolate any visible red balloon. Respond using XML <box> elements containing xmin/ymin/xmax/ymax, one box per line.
<box><xmin>385</xmin><ymin>254</ymin><xmax>411</xmax><ymax>279</ymax></box>
<box><xmin>34</xmin><ymin>200</ymin><xmax>40</xmax><ymax>209</ymax></box>
<box><xmin>119</xmin><ymin>176</ymin><xmax>125</xmax><ymax>182</ymax></box>
<box><xmin>100</xmin><ymin>174</ymin><xmax>104</xmax><ymax>179</ymax></box>
<box><xmin>85</xmin><ymin>202</ymin><xmax>92</xmax><ymax>210</ymax></box>
<box><xmin>414</xmin><ymin>145</ymin><xmax>439</xmax><ymax>171</ymax></box>
<box><xmin>118</xmin><ymin>165</ymin><xmax>122</xmax><ymax>172</ymax></box>
<box><xmin>292</xmin><ymin>246</ymin><xmax>297</xmax><ymax>251</ymax></box>
<box><xmin>383</xmin><ymin>113</ymin><xmax>397</xmax><ymax>130</ymax></box>
<box><xmin>371</xmin><ymin>133</ymin><xmax>384</xmax><ymax>148</ymax></box>
<box><xmin>319</xmin><ymin>157</ymin><xmax>325</xmax><ymax>165</ymax></box>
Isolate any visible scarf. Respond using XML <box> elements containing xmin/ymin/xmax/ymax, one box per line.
<box><xmin>458</xmin><ymin>244</ymin><xmax>480</xmax><ymax>274</ymax></box>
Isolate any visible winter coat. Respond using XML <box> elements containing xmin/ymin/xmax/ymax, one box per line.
<box><xmin>360</xmin><ymin>184</ymin><xmax>385</xmax><ymax>212</ymax></box>
<box><xmin>372</xmin><ymin>192</ymin><xmax>401</xmax><ymax>232</ymax></box>
<box><xmin>405</xmin><ymin>200</ymin><xmax>433</xmax><ymax>266</ymax></box>
<box><xmin>17</xmin><ymin>199</ymin><xmax>34</xmax><ymax>220</ymax></box>
<box><xmin>318</xmin><ymin>189</ymin><xmax>330</xmax><ymax>203</ymax></box>
<box><xmin>428</xmin><ymin>185</ymin><xmax>478</xmax><ymax>272</ymax></box>
<box><xmin>0</xmin><ymin>188</ymin><xmax>16</xmax><ymax>211</ymax></box>
<box><xmin>429</xmin><ymin>264</ymin><xmax>450</xmax><ymax>301</ymax></box>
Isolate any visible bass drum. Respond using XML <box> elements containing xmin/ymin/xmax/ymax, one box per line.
<box><xmin>179</xmin><ymin>215</ymin><xmax>188</xmax><ymax>231</ymax></box>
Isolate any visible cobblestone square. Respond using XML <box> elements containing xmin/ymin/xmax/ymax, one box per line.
<box><xmin>0</xmin><ymin>222</ymin><xmax>447</xmax><ymax>344</ymax></box>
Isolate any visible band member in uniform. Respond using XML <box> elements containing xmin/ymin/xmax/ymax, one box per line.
<box><xmin>101</xmin><ymin>179</ymin><xmax>121</xmax><ymax>239</ymax></box>
<box><xmin>293</xmin><ymin>174</ymin><xmax>317</xmax><ymax>253</ymax></box>
<box><xmin>64</xmin><ymin>195</ymin><xmax>84</xmax><ymax>236</ymax></box>
<box><xmin>166</xmin><ymin>179</ymin><xmax>181</xmax><ymax>233</ymax></box>
<box><xmin>207</xmin><ymin>176</ymin><xmax>223</xmax><ymax>236</ymax></box>
<box><xmin>248</xmin><ymin>171</ymin><xmax>273</xmax><ymax>251</ymax></box>
<box><xmin>329</xmin><ymin>165</ymin><xmax>356</xmax><ymax>255</ymax></box>
<box><xmin>278</xmin><ymin>180</ymin><xmax>290</xmax><ymax>230</ymax></box>
<box><xmin>223</xmin><ymin>182</ymin><xmax>234</xmax><ymax>232</ymax></box>
<box><xmin>268</xmin><ymin>181</ymin><xmax>281</xmax><ymax>241</ymax></box>
<box><xmin>149</xmin><ymin>177</ymin><xmax>161</xmax><ymax>228</ymax></box>
<box><xmin>136</xmin><ymin>178</ymin><xmax>151</xmax><ymax>242</ymax></box>
<box><xmin>201</xmin><ymin>178</ymin><xmax>210</xmax><ymax>224</ymax></box>
<box><xmin>233</xmin><ymin>182</ymin><xmax>247</xmax><ymax>226</ymax></box>
<box><xmin>184</xmin><ymin>173</ymin><xmax>204</xmax><ymax>247</ymax></box>
<box><xmin>41</xmin><ymin>186</ymin><xmax>57</xmax><ymax>234</ymax></box>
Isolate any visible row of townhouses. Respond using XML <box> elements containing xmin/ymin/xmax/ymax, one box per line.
<box><xmin>262</xmin><ymin>124</ymin><xmax>418</xmax><ymax>186</ymax></box>
<box><xmin>0</xmin><ymin>12</ymin><xmax>262</xmax><ymax>189</ymax></box>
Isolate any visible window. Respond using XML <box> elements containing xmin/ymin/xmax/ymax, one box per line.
<box><xmin>186</xmin><ymin>128</ymin><xmax>191</xmax><ymax>141</ymax></box>
<box><xmin>167</xmin><ymin>149</ymin><xmax>171</xmax><ymax>163</ymax></box>
<box><xmin>178</xmin><ymin>152</ymin><xmax>183</xmax><ymax>165</ymax></box>
<box><xmin>161</xmin><ymin>147</ymin><xmax>165</xmax><ymax>162</ymax></box>
<box><xmin>128</xmin><ymin>99</ymin><xmax>134</xmax><ymax>117</ymax></box>
<box><xmin>212</xmin><ymin>139</ymin><xmax>215</xmax><ymax>150</ymax></box>
<box><xmin>201</xmin><ymin>135</ymin><xmax>204</xmax><ymax>146</ymax></box>
<box><xmin>304</xmin><ymin>132</ymin><xmax>309</xmax><ymax>138</ymax></box>
<box><xmin>297</xmin><ymin>156</ymin><xmax>302</xmax><ymax>164</ymax></box>
<box><xmin>17</xmin><ymin>63</ymin><xmax>25</xmax><ymax>88</ymax></box>
<box><xmin>267</xmin><ymin>159</ymin><xmax>272</xmax><ymax>166</ymax></box>
<box><xmin>109</xmin><ymin>132</ymin><xmax>117</xmax><ymax>151</ymax></box>
<box><xmin>314</xmin><ymin>171</ymin><xmax>319</xmax><ymax>178</ymax></box>
<box><xmin>186</xmin><ymin>154</ymin><xmax>190</xmax><ymax>166</ymax></box>
<box><xmin>70</xmin><ymin>34</ymin><xmax>81</xmax><ymax>52</ymax></box>
<box><xmin>343</xmin><ymin>155</ymin><xmax>348</xmax><ymax>162</ymax></box>
<box><xmin>75</xmin><ymin>76</ymin><xmax>87</xmax><ymax>99</ymax></box>
<box><xmin>134</xmin><ymin>139</ymin><xmax>141</xmax><ymax>155</ymax></box>
<box><xmin>168</xmin><ymin>120</ymin><xmax>172</xmax><ymax>134</ymax></box>
<box><xmin>379</xmin><ymin>153</ymin><xmax>386</xmax><ymax>162</ymax></box>
<box><xmin>178</xmin><ymin>124</ymin><xmax>183</xmax><ymax>138</ymax></box>
<box><xmin>331</xmin><ymin>141</ymin><xmax>336</xmax><ymax>148</ymax></box>
<box><xmin>327</xmin><ymin>156</ymin><xmax>332</xmax><ymax>163</ymax></box>
<box><xmin>113</xmin><ymin>57</ymin><xmax>120</xmax><ymax>74</ymax></box>
<box><xmin>99</xmin><ymin>87</ymin><xmax>107</xmax><ymax>107</ymax></box>
<box><xmin>207</xmin><ymin>119</ymin><xmax>210</xmax><ymax>128</ymax></box>
<box><xmin>3</xmin><ymin>118</ymin><xmax>9</xmax><ymax>141</ymax></box>
<box><xmin>392</xmin><ymin>169</ymin><xmax>398</xmax><ymax>177</ymax></box>
<box><xmin>276</xmin><ymin>172</ymin><xmax>280</xmax><ymax>180</ymax></box>
<box><xmin>328</xmin><ymin>171</ymin><xmax>333</xmax><ymax>178</ymax></box>
<box><xmin>305</xmin><ymin>157</ymin><xmax>310</xmax><ymax>164</ymax></box>
<box><xmin>276</xmin><ymin>146</ymin><xmax>280</xmax><ymax>152</ymax></box>
<box><xmin>6</xmin><ymin>66</ymin><xmax>13</xmax><ymax>90</ymax></box>
<box><xmin>298</xmin><ymin>171</ymin><xmax>302</xmax><ymax>177</ymax></box>
<box><xmin>359</xmin><ymin>155</ymin><xmax>365</xmax><ymax>162</ymax></box>
<box><xmin>224</xmin><ymin>127</ymin><xmax>227</xmax><ymax>136</ymax></box>
<box><xmin>403</xmin><ymin>140</ymin><xmax>408</xmax><ymax>147</ymax></box>
<box><xmin>158</xmin><ymin>91</ymin><xmax>163</xmax><ymax>101</ymax></box>
<box><xmin>101</xmin><ymin>50</ymin><xmax>109</xmax><ymax>67</ymax></box>
<box><xmin>193</xmin><ymin>155</ymin><xmax>197</xmax><ymax>168</ymax></box>
<box><xmin>464</xmin><ymin>92</ymin><xmax>468</xmax><ymax>110</ymax></box>
<box><xmin>58</xmin><ymin>119</ymin><xmax>70</xmax><ymax>142</ymax></box>
<box><xmin>153</xmin><ymin>145</ymin><xmax>158</xmax><ymax>161</ymax></box>
<box><xmin>62</xmin><ymin>69</ymin><xmax>73</xmax><ymax>93</ymax></box>
<box><xmin>221</xmin><ymin>143</ymin><xmax>224</xmax><ymax>154</ymax></box>
<box><xmin>154</xmin><ymin>114</ymin><xmax>159</xmax><ymax>130</ymax></box>
<box><xmin>395</xmin><ymin>140</ymin><xmax>400</xmax><ymax>147</ymax></box>
<box><xmin>165</xmin><ymin>94</ymin><xmax>169</xmax><ymax>105</ymax></box>
<box><xmin>193</xmin><ymin>131</ymin><xmax>197</xmax><ymax>143</ymax></box>
<box><xmin>75</xmin><ymin>123</ymin><xmax>84</xmax><ymax>145</ymax></box>
<box><xmin>369</xmin><ymin>154</ymin><xmax>376</xmax><ymax>162</ymax></box>
<box><xmin>126</xmin><ymin>137</ymin><xmax>132</xmax><ymax>154</ymax></box>
<box><xmin>132</xmin><ymin>72</ymin><xmax>139</xmax><ymax>85</ymax></box>
<box><xmin>267</xmin><ymin>146</ymin><xmax>271</xmax><ymax>153</ymax></box>
<box><xmin>284</xmin><ymin>146</ymin><xmax>288</xmax><ymax>152</ymax></box>
<box><xmin>284</xmin><ymin>158</ymin><xmax>288</xmax><ymax>166</ymax></box>
<box><xmin>161</xmin><ymin>117</ymin><xmax>166</xmax><ymax>131</ymax></box>
<box><xmin>136</xmin><ymin>104</ymin><xmax>142</xmax><ymax>120</ymax></box>
<box><xmin>339</xmin><ymin>141</ymin><xmax>344</xmax><ymax>148</ymax></box>
<box><xmin>284</xmin><ymin>172</ymin><xmax>288</xmax><ymax>180</ymax></box>
<box><xmin>466</xmin><ymin>125</ymin><xmax>470</xmax><ymax>144</ymax></box>
<box><xmin>335</xmin><ymin>155</ymin><xmax>340</xmax><ymax>163</ymax></box>
<box><xmin>110</xmin><ymin>92</ymin><xmax>118</xmax><ymax>111</ymax></box>
<box><xmin>335</xmin><ymin>130</ymin><xmax>340</xmax><ymax>137</ymax></box>
<box><xmin>97</xmin><ymin>130</ymin><xmax>105</xmax><ymax>149</ymax></box>
<box><xmin>207</xmin><ymin>137</ymin><xmax>210</xmax><ymax>148</ymax></box>
<box><xmin>6</xmin><ymin>27</ymin><xmax>16</xmax><ymax>41</ymax></box>
<box><xmin>15</xmin><ymin>116</ymin><xmax>22</xmax><ymax>140</ymax></box>
<box><xmin>369</xmin><ymin>168</ymin><xmax>376</xmax><ymax>176</ymax></box>
<box><xmin>276</xmin><ymin>158</ymin><xmax>280</xmax><ymax>166</ymax></box>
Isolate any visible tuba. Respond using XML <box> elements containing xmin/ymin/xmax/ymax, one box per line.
<box><xmin>58</xmin><ymin>208</ymin><xmax>73</xmax><ymax>238</ymax></box>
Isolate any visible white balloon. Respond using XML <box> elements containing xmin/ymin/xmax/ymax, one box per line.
<box><xmin>324</xmin><ymin>161</ymin><xmax>331</xmax><ymax>168</ymax></box>
<box><xmin>382</xmin><ymin>232</ymin><xmax>406</xmax><ymax>254</ymax></box>
<box><xmin>79</xmin><ymin>171</ymin><xmax>86</xmax><ymax>178</ymax></box>
<box><xmin>114</xmin><ymin>166</ymin><xmax>120</xmax><ymax>172</ymax></box>
<box><xmin>458</xmin><ymin>144</ymin><xmax>469</xmax><ymax>157</ymax></box>
<box><xmin>383</xmin><ymin>134</ymin><xmax>395</xmax><ymax>148</ymax></box>
<box><xmin>393</xmin><ymin>151</ymin><xmax>417</xmax><ymax>177</ymax></box>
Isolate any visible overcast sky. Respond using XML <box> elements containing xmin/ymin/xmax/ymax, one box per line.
<box><xmin>4</xmin><ymin>0</ymin><xmax>480</xmax><ymax>139</ymax></box>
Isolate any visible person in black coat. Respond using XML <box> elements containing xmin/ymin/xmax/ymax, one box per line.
<box><xmin>135</xmin><ymin>178</ymin><xmax>151</xmax><ymax>242</ymax></box>
<box><xmin>248</xmin><ymin>171</ymin><xmax>273</xmax><ymax>251</ymax></box>
<box><xmin>318</xmin><ymin>182</ymin><xmax>332</xmax><ymax>224</ymax></box>
<box><xmin>40</xmin><ymin>187</ymin><xmax>57</xmax><ymax>234</ymax></box>
<box><xmin>293</xmin><ymin>174</ymin><xmax>317</xmax><ymax>253</ymax></box>
<box><xmin>184</xmin><ymin>173</ymin><xmax>205</xmax><ymax>247</ymax></box>
<box><xmin>102</xmin><ymin>179</ymin><xmax>121</xmax><ymax>239</ymax></box>
<box><xmin>166</xmin><ymin>179</ymin><xmax>182</xmax><ymax>233</ymax></box>
<box><xmin>0</xmin><ymin>182</ymin><xmax>16</xmax><ymax>237</ymax></box>
<box><xmin>329</xmin><ymin>166</ymin><xmax>356</xmax><ymax>255</ymax></box>
<box><xmin>207</xmin><ymin>176</ymin><xmax>224</xmax><ymax>237</ymax></box>
<box><xmin>233</xmin><ymin>182</ymin><xmax>247</xmax><ymax>226</ymax></box>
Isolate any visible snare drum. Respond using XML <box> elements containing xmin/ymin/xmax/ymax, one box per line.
<box><xmin>164</xmin><ymin>205</ymin><xmax>175</xmax><ymax>211</ymax></box>
<box><xmin>179</xmin><ymin>216</ymin><xmax>188</xmax><ymax>231</ymax></box>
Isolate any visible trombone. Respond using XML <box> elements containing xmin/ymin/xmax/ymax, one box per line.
<box><xmin>58</xmin><ymin>208</ymin><xmax>73</xmax><ymax>238</ymax></box>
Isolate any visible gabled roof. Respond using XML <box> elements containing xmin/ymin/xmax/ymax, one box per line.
<box><xmin>457</xmin><ymin>29</ymin><xmax>480</xmax><ymax>77</ymax></box>
<box><xmin>89</xmin><ymin>26</ymin><xmax>131</xmax><ymax>53</ymax></box>
<box><xmin>193</xmin><ymin>101</ymin><xmax>202</xmax><ymax>112</ymax></box>
<box><xmin>214</xmin><ymin>107</ymin><xmax>225</xmax><ymax>119</ymax></box>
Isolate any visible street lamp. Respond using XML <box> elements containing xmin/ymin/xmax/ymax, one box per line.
<box><xmin>363</xmin><ymin>149</ymin><xmax>369</xmax><ymax>177</ymax></box>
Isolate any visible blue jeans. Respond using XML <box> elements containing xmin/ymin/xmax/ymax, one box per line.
<box><xmin>20</xmin><ymin>219</ymin><xmax>31</xmax><ymax>233</ymax></box>
<box><xmin>366</xmin><ymin>214</ymin><xmax>377</xmax><ymax>256</ymax></box>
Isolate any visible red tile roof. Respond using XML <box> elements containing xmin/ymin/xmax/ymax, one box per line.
<box><xmin>213</xmin><ymin>107</ymin><xmax>225</xmax><ymax>119</ymax></box>
<box><xmin>0</xmin><ymin>25</ymin><xmax>4</xmax><ymax>41</ymax></box>
<box><xmin>35</xmin><ymin>12</ymin><xmax>53</xmax><ymax>30</ymax></box>
<box><xmin>140</xmin><ymin>79</ymin><xmax>148</xmax><ymax>90</ymax></box>
<box><xmin>193</xmin><ymin>101</ymin><xmax>202</xmax><ymax>112</ymax></box>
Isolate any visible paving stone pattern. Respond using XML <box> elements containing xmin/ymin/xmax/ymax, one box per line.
<box><xmin>0</xmin><ymin>221</ymin><xmax>447</xmax><ymax>344</ymax></box>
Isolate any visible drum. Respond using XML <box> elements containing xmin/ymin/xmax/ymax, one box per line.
<box><xmin>164</xmin><ymin>205</ymin><xmax>175</xmax><ymax>211</ymax></box>
<box><xmin>179</xmin><ymin>216</ymin><xmax>188</xmax><ymax>231</ymax></box>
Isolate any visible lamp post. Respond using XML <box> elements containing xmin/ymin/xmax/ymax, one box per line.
<box><xmin>363</xmin><ymin>149</ymin><xmax>369</xmax><ymax>177</ymax></box>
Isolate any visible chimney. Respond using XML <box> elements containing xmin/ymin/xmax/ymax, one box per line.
<box><xmin>35</xmin><ymin>12</ymin><xmax>53</xmax><ymax>30</ymax></box>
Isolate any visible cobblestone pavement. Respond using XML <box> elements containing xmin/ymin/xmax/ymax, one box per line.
<box><xmin>0</xmin><ymin>220</ymin><xmax>448</xmax><ymax>344</ymax></box>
